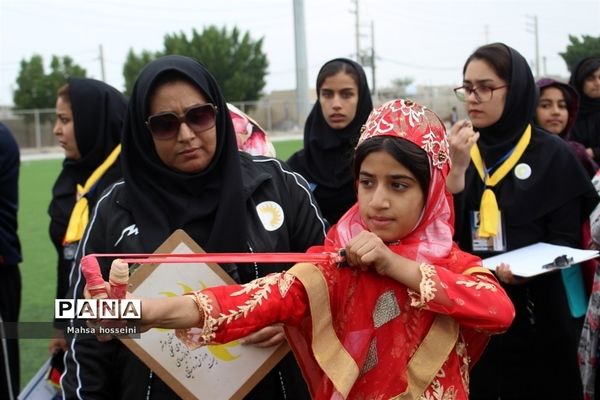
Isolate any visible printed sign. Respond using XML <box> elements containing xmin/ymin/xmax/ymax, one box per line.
<box><xmin>120</xmin><ymin>230</ymin><xmax>289</xmax><ymax>399</ymax></box>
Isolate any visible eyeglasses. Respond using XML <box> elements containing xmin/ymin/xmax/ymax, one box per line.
<box><xmin>453</xmin><ymin>85</ymin><xmax>507</xmax><ymax>103</ymax></box>
<box><xmin>146</xmin><ymin>103</ymin><xmax>218</xmax><ymax>140</ymax></box>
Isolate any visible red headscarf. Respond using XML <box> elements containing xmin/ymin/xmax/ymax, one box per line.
<box><xmin>330</xmin><ymin>99</ymin><xmax>477</xmax><ymax>271</ymax></box>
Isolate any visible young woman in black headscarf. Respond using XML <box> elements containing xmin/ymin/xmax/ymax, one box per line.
<box><xmin>569</xmin><ymin>56</ymin><xmax>600</xmax><ymax>164</ymax></box>
<box><xmin>535</xmin><ymin>77</ymin><xmax>598</xmax><ymax>177</ymax></box>
<box><xmin>48</xmin><ymin>77</ymin><xmax>126</xmax><ymax>355</ymax></box>
<box><xmin>287</xmin><ymin>58</ymin><xmax>373</xmax><ymax>226</ymax></box>
<box><xmin>60</xmin><ymin>55</ymin><xmax>326</xmax><ymax>399</ymax></box>
<box><xmin>449</xmin><ymin>43</ymin><xmax>598</xmax><ymax>399</ymax></box>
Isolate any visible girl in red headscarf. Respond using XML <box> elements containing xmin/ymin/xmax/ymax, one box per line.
<box><xmin>114</xmin><ymin>99</ymin><xmax>515</xmax><ymax>399</ymax></box>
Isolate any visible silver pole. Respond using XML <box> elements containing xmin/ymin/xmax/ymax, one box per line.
<box><xmin>293</xmin><ymin>0</ymin><xmax>310</xmax><ymax>127</ymax></box>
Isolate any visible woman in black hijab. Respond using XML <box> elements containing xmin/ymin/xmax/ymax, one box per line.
<box><xmin>288</xmin><ymin>58</ymin><xmax>373</xmax><ymax>226</ymax></box>
<box><xmin>535</xmin><ymin>77</ymin><xmax>598</xmax><ymax>177</ymax></box>
<box><xmin>450</xmin><ymin>43</ymin><xmax>598</xmax><ymax>399</ymax></box>
<box><xmin>60</xmin><ymin>55</ymin><xmax>325</xmax><ymax>399</ymax></box>
<box><xmin>48</xmin><ymin>77</ymin><xmax>126</xmax><ymax>354</ymax></box>
<box><xmin>570</xmin><ymin>56</ymin><xmax>600</xmax><ymax>164</ymax></box>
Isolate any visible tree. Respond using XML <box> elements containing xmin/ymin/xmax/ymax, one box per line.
<box><xmin>122</xmin><ymin>49</ymin><xmax>161</xmax><ymax>96</ymax></box>
<box><xmin>559</xmin><ymin>35</ymin><xmax>600</xmax><ymax>72</ymax></box>
<box><xmin>123</xmin><ymin>26</ymin><xmax>269</xmax><ymax>102</ymax></box>
<box><xmin>13</xmin><ymin>54</ymin><xmax>87</xmax><ymax>109</ymax></box>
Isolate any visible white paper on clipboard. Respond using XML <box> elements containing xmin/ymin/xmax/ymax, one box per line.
<box><xmin>482</xmin><ymin>242</ymin><xmax>599</xmax><ymax>277</ymax></box>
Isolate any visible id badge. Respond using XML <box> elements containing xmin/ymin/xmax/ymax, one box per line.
<box><xmin>470</xmin><ymin>211</ymin><xmax>507</xmax><ymax>253</ymax></box>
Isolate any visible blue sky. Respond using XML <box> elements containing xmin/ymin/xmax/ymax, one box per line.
<box><xmin>1</xmin><ymin>0</ymin><xmax>599</xmax><ymax>106</ymax></box>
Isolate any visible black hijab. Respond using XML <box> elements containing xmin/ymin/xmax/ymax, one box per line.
<box><xmin>287</xmin><ymin>58</ymin><xmax>372</xmax><ymax>223</ymax></box>
<box><xmin>536</xmin><ymin>77</ymin><xmax>580</xmax><ymax>139</ymax></box>
<box><xmin>569</xmin><ymin>56</ymin><xmax>600</xmax><ymax>115</ymax></box>
<box><xmin>120</xmin><ymin>55</ymin><xmax>247</xmax><ymax>253</ymax></box>
<box><xmin>48</xmin><ymin>77</ymin><xmax>126</xmax><ymax>227</ymax></box>
<box><xmin>569</xmin><ymin>57</ymin><xmax>600</xmax><ymax>161</ymax></box>
<box><xmin>475</xmin><ymin>44</ymin><xmax>539</xmax><ymax>166</ymax></box>
<box><xmin>535</xmin><ymin>77</ymin><xmax>598</xmax><ymax>177</ymax></box>
<box><xmin>455</xmin><ymin>44</ymin><xmax>598</xmax><ymax>254</ymax></box>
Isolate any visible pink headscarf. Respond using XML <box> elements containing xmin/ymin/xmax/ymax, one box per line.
<box><xmin>228</xmin><ymin>103</ymin><xmax>276</xmax><ymax>157</ymax></box>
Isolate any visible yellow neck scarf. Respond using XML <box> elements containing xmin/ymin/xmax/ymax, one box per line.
<box><xmin>470</xmin><ymin>124</ymin><xmax>531</xmax><ymax>237</ymax></box>
<box><xmin>63</xmin><ymin>144</ymin><xmax>121</xmax><ymax>244</ymax></box>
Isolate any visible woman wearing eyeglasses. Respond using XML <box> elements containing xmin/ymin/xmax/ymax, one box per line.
<box><xmin>60</xmin><ymin>55</ymin><xmax>326</xmax><ymax>399</ymax></box>
<box><xmin>448</xmin><ymin>43</ymin><xmax>597</xmax><ymax>399</ymax></box>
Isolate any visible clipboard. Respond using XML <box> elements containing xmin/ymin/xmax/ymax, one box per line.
<box><xmin>18</xmin><ymin>357</ymin><xmax>60</xmax><ymax>400</ymax></box>
<box><xmin>120</xmin><ymin>230</ymin><xmax>289</xmax><ymax>399</ymax></box>
<box><xmin>482</xmin><ymin>242</ymin><xmax>599</xmax><ymax>277</ymax></box>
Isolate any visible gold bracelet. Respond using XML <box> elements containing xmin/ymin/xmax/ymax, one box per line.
<box><xmin>183</xmin><ymin>291</ymin><xmax>217</xmax><ymax>343</ymax></box>
<box><xmin>183</xmin><ymin>292</ymin><xmax>204</xmax><ymax>325</ymax></box>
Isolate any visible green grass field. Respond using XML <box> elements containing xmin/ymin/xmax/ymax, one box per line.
<box><xmin>17</xmin><ymin>139</ymin><xmax>302</xmax><ymax>390</ymax></box>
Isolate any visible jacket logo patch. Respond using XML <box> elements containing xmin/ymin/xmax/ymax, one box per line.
<box><xmin>114</xmin><ymin>224</ymin><xmax>139</xmax><ymax>246</ymax></box>
<box><xmin>256</xmin><ymin>201</ymin><xmax>284</xmax><ymax>232</ymax></box>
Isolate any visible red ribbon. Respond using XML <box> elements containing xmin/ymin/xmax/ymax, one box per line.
<box><xmin>86</xmin><ymin>251</ymin><xmax>345</xmax><ymax>265</ymax></box>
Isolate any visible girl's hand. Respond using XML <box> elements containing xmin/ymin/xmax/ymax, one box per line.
<box><xmin>449</xmin><ymin>119</ymin><xmax>479</xmax><ymax>171</ymax></box>
<box><xmin>240</xmin><ymin>324</ymin><xmax>285</xmax><ymax>348</ymax></box>
<box><xmin>345</xmin><ymin>231</ymin><xmax>395</xmax><ymax>276</ymax></box>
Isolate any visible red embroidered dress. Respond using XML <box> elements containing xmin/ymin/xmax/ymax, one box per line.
<box><xmin>176</xmin><ymin>100</ymin><xmax>515</xmax><ymax>400</ymax></box>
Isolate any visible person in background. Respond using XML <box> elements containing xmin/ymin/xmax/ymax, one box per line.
<box><xmin>48</xmin><ymin>78</ymin><xmax>127</xmax><ymax>355</ymax></box>
<box><xmin>570</xmin><ymin>56</ymin><xmax>600</xmax><ymax>164</ymax></box>
<box><xmin>60</xmin><ymin>55</ymin><xmax>325</xmax><ymax>399</ymax></box>
<box><xmin>535</xmin><ymin>77</ymin><xmax>597</xmax><ymax>176</ymax></box>
<box><xmin>228</xmin><ymin>103</ymin><xmax>276</xmax><ymax>157</ymax></box>
<box><xmin>95</xmin><ymin>99</ymin><xmax>514</xmax><ymax>400</ymax></box>
<box><xmin>450</xmin><ymin>105</ymin><xmax>459</xmax><ymax>125</ymax></box>
<box><xmin>577</xmin><ymin>59</ymin><xmax>600</xmax><ymax>400</ymax></box>
<box><xmin>535</xmin><ymin>78</ymin><xmax>599</xmax><ymax>297</ymax></box>
<box><xmin>0</xmin><ymin>122</ymin><xmax>22</xmax><ymax>400</ymax></box>
<box><xmin>288</xmin><ymin>58</ymin><xmax>373</xmax><ymax>227</ymax></box>
<box><xmin>449</xmin><ymin>43</ymin><xmax>598</xmax><ymax>399</ymax></box>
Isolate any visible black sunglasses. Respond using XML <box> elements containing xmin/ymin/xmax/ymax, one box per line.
<box><xmin>146</xmin><ymin>103</ymin><xmax>218</xmax><ymax>140</ymax></box>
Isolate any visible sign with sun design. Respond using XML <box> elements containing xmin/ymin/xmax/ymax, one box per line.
<box><xmin>120</xmin><ymin>230</ymin><xmax>289</xmax><ymax>399</ymax></box>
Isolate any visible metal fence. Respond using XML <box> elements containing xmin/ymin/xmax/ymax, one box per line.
<box><xmin>0</xmin><ymin>100</ymin><xmax>306</xmax><ymax>151</ymax></box>
<box><xmin>0</xmin><ymin>91</ymin><xmax>460</xmax><ymax>151</ymax></box>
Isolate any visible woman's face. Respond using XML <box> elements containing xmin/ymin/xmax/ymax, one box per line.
<box><xmin>583</xmin><ymin>67</ymin><xmax>600</xmax><ymax>99</ymax></box>
<box><xmin>319</xmin><ymin>71</ymin><xmax>359</xmax><ymax>130</ymax></box>
<box><xmin>536</xmin><ymin>87</ymin><xmax>568</xmax><ymax>135</ymax></box>
<box><xmin>53</xmin><ymin>96</ymin><xmax>81</xmax><ymax>160</ymax></box>
<box><xmin>463</xmin><ymin>59</ymin><xmax>507</xmax><ymax>129</ymax></box>
<box><xmin>357</xmin><ymin>150</ymin><xmax>425</xmax><ymax>243</ymax></box>
<box><xmin>149</xmin><ymin>80</ymin><xmax>217</xmax><ymax>173</ymax></box>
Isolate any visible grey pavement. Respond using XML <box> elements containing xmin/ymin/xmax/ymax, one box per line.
<box><xmin>19</xmin><ymin>131</ymin><xmax>303</xmax><ymax>162</ymax></box>
<box><xmin>20</xmin><ymin>146</ymin><xmax>63</xmax><ymax>161</ymax></box>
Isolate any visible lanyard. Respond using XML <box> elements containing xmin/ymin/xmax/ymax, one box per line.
<box><xmin>471</xmin><ymin>124</ymin><xmax>531</xmax><ymax>187</ymax></box>
<box><xmin>485</xmin><ymin>148</ymin><xmax>514</xmax><ymax>175</ymax></box>
<box><xmin>470</xmin><ymin>124</ymin><xmax>532</xmax><ymax>237</ymax></box>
